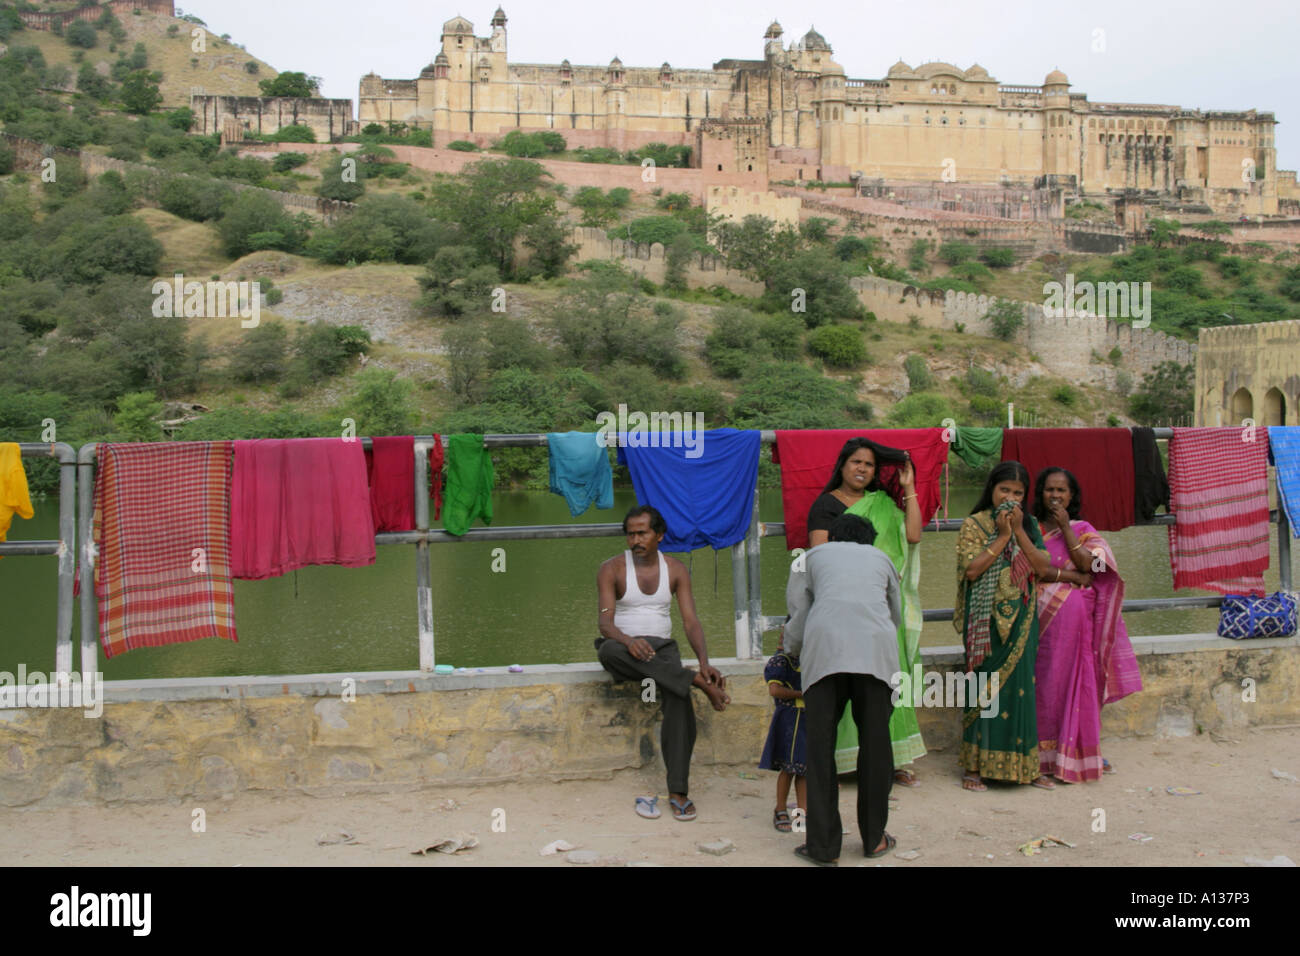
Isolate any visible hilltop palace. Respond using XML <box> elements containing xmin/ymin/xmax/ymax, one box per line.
<box><xmin>353</xmin><ymin>8</ymin><xmax>1292</xmax><ymax>217</ymax></box>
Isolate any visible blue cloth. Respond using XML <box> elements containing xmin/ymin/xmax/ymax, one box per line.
<box><xmin>1268</xmin><ymin>427</ymin><xmax>1300</xmax><ymax>538</ymax></box>
<box><xmin>547</xmin><ymin>432</ymin><xmax>614</xmax><ymax>517</ymax></box>
<box><xmin>616</xmin><ymin>428</ymin><xmax>760</xmax><ymax>551</ymax></box>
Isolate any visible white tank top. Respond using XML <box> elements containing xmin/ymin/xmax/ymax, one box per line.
<box><xmin>614</xmin><ymin>550</ymin><xmax>672</xmax><ymax>639</ymax></box>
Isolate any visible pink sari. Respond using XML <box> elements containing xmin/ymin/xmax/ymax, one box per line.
<box><xmin>1036</xmin><ymin>520</ymin><xmax>1143</xmax><ymax>782</ymax></box>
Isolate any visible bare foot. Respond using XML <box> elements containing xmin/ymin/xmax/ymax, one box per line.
<box><xmin>893</xmin><ymin>768</ymin><xmax>920</xmax><ymax>787</ymax></box>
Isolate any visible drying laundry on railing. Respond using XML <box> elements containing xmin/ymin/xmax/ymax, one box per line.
<box><xmin>365</xmin><ymin>435</ymin><xmax>416</xmax><ymax>532</ymax></box>
<box><xmin>1270</xmin><ymin>426</ymin><xmax>1300</xmax><ymax>538</ymax></box>
<box><xmin>547</xmin><ymin>431</ymin><xmax>614</xmax><ymax>517</ymax></box>
<box><xmin>0</xmin><ymin>442</ymin><xmax>34</xmax><ymax>559</ymax></box>
<box><xmin>1130</xmin><ymin>426</ymin><xmax>1170</xmax><ymax>523</ymax></box>
<box><xmin>1167</xmin><ymin>426</ymin><xmax>1270</xmax><ymax>596</ymax></box>
<box><xmin>1001</xmin><ymin>427</ymin><xmax>1135</xmax><ymax>531</ymax></box>
<box><xmin>442</xmin><ymin>434</ymin><xmax>494</xmax><ymax>536</ymax></box>
<box><xmin>947</xmin><ymin>427</ymin><xmax>1002</xmax><ymax>470</ymax></box>
<box><xmin>428</xmin><ymin>433</ymin><xmax>445</xmax><ymax>521</ymax></box>
<box><xmin>616</xmin><ymin>428</ymin><xmax>760</xmax><ymax>551</ymax></box>
<box><xmin>230</xmin><ymin>438</ymin><xmax>376</xmax><ymax>579</ymax></box>
<box><xmin>772</xmin><ymin>428</ymin><xmax>949</xmax><ymax>551</ymax></box>
<box><xmin>93</xmin><ymin>442</ymin><xmax>237</xmax><ymax>658</ymax></box>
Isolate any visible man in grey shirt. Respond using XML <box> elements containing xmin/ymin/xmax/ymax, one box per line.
<box><xmin>784</xmin><ymin>513</ymin><xmax>902</xmax><ymax>865</ymax></box>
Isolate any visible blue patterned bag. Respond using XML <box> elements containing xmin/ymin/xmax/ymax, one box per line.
<box><xmin>1217</xmin><ymin>592</ymin><xmax>1298</xmax><ymax>639</ymax></box>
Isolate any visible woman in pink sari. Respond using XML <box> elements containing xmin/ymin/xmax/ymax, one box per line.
<box><xmin>1032</xmin><ymin>468</ymin><xmax>1143</xmax><ymax>783</ymax></box>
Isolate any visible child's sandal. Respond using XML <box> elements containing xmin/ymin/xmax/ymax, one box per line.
<box><xmin>773</xmin><ymin>808</ymin><xmax>793</xmax><ymax>832</ymax></box>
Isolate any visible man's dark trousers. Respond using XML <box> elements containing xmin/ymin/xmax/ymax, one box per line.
<box><xmin>804</xmin><ymin>672</ymin><xmax>894</xmax><ymax>861</ymax></box>
<box><xmin>596</xmin><ymin>636</ymin><xmax>697</xmax><ymax>794</ymax></box>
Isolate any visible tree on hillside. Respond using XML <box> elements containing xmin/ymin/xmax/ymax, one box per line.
<box><xmin>761</xmin><ymin>248</ymin><xmax>864</xmax><ymax>328</ymax></box>
<box><xmin>1148</xmin><ymin>218</ymin><xmax>1182</xmax><ymax>249</ymax></box>
<box><xmin>1128</xmin><ymin>361</ymin><xmax>1193</xmax><ymax>425</ymax></box>
<box><xmin>258</xmin><ymin>72</ymin><xmax>321</xmax><ymax>97</ymax></box>
<box><xmin>120</xmin><ymin>70</ymin><xmax>163</xmax><ymax>115</ymax></box>
<box><xmin>65</xmin><ymin>20</ymin><xmax>97</xmax><ymax>49</ymax></box>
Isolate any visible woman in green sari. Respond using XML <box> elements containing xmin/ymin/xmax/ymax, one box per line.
<box><xmin>954</xmin><ymin>461</ymin><xmax>1057</xmax><ymax>791</ymax></box>
<box><xmin>806</xmin><ymin>438</ymin><xmax>925</xmax><ymax>786</ymax></box>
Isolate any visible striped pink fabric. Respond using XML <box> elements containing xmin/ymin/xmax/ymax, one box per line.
<box><xmin>94</xmin><ymin>442</ymin><xmax>237</xmax><ymax>659</ymax></box>
<box><xmin>1167</xmin><ymin>427</ymin><xmax>1270</xmax><ymax>595</ymax></box>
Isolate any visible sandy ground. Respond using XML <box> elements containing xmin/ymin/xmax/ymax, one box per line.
<box><xmin>4</xmin><ymin>727</ymin><xmax>1297</xmax><ymax>867</ymax></box>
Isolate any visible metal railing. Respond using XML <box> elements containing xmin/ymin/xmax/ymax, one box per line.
<box><xmin>24</xmin><ymin>426</ymin><xmax>1295</xmax><ymax>678</ymax></box>
<box><xmin>0</xmin><ymin>444</ymin><xmax>78</xmax><ymax>673</ymax></box>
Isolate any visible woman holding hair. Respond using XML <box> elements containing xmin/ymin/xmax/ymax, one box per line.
<box><xmin>806</xmin><ymin>437</ymin><xmax>926</xmax><ymax>785</ymax></box>
<box><xmin>954</xmin><ymin>461</ymin><xmax>1058</xmax><ymax>791</ymax></box>
<box><xmin>1033</xmin><ymin>467</ymin><xmax>1142</xmax><ymax>783</ymax></box>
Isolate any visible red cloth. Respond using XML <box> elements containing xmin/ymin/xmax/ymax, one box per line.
<box><xmin>364</xmin><ymin>436</ymin><xmax>415</xmax><ymax>532</ymax></box>
<box><xmin>1167</xmin><ymin>426</ymin><xmax>1270</xmax><ymax>595</ymax></box>
<box><xmin>1000</xmin><ymin>428</ymin><xmax>1135</xmax><ymax>531</ymax></box>
<box><xmin>93</xmin><ymin>442</ymin><xmax>236</xmax><ymax>659</ymax></box>
<box><xmin>231</xmin><ymin>438</ymin><xmax>376</xmax><ymax>580</ymax></box>
<box><xmin>429</xmin><ymin>434</ymin><xmax>444</xmax><ymax>521</ymax></box>
<box><xmin>772</xmin><ymin>428</ymin><xmax>949</xmax><ymax>550</ymax></box>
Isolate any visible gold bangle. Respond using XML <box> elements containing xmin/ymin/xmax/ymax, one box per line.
<box><xmin>983</xmin><ymin>547</ymin><xmax>997</xmax><ymax>558</ymax></box>
<box><xmin>904</xmin><ymin>493</ymin><xmax>918</xmax><ymax>501</ymax></box>
<box><xmin>1055</xmin><ymin>567</ymin><xmax>1061</xmax><ymax>582</ymax></box>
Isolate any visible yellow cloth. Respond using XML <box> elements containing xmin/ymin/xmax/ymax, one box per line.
<box><xmin>0</xmin><ymin>443</ymin><xmax>34</xmax><ymax>557</ymax></box>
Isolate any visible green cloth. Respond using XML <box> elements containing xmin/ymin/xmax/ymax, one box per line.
<box><xmin>831</xmin><ymin>490</ymin><xmax>927</xmax><ymax>772</ymax></box>
<box><xmin>950</xmin><ymin>427</ymin><xmax>1003</xmax><ymax>469</ymax></box>
<box><xmin>956</xmin><ymin>510</ymin><xmax>1044</xmax><ymax>784</ymax></box>
<box><xmin>442</xmin><ymin>434</ymin><xmax>494</xmax><ymax>536</ymax></box>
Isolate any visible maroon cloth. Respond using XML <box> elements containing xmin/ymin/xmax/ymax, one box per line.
<box><xmin>231</xmin><ymin>438</ymin><xmax>376</xmax><ymax>580</ymax></box>
<box><xmin>1000</xmin><ymin>428</ymin><xmax>1135</xmax><ymax>532</ymax></box>
<box><xmin>429</xmin><ymin>434</ymin><xmax>444</xmax><ymax>521</ymax></box>
<box><xmin>772</xmin><ymin>428</ymin><xmax>949</xmax><ymax>551</ymax></box>
<box><xmin>364</xmin><ymin>436</ymin><xmax>416</xmax><ymax>532</ymax></box>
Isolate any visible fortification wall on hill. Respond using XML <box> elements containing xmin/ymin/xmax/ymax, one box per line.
<box><xmin>17</xmin><ymin>0</ymin><xmax>173</xmax><ymax>30</ymax></box>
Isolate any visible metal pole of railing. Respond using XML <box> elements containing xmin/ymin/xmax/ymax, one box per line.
<box><xmin>54</xmin><ymin>443</ymin><xmax>76</xmax><ymax>676</ymax></box>
<box><xmin>77</xmin><ymin>443</ymin><xmax>97</xmax><ymax>681</ymax></box>
<box><xmin>413</xmin><ymin>439</ymin><xmax>434</xmax><ymax>671</ymax></box>
<box><xmin>730</xmin><ymin>538</ymin><xmax>749</xmax><ymax>659</ymax></box>
<box><xmin>745</xmin><ymin>476</ymin><xmax>763</xmax><ymax>659</ymax></box>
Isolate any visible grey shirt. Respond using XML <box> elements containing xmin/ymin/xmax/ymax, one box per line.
<box><xmin>782</xmin><ymin>541</ymin><xmax>902</xmax><ymax>691</ymax></box>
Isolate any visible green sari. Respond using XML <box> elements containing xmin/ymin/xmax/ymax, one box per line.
<box><xmin>953</xmin><ymin>509</ymin><xmax>1044</xmax><ymax>783</ymax></box>
<box><xmin>833</xmin><ymin>491</ymin><xmax>927</xmax><ymax>772</ymax></box>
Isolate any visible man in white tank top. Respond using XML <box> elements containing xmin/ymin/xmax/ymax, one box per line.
<box><xmin>596</xmin><ymin>505</ymin><xmax>730</xmax><ymax>821</ymax></box>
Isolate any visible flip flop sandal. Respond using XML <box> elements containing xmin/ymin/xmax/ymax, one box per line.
<box><xmin>669</xmin><ymin>797</ymin><xmax>697</xmax><ymax>821</ymax></box>
<box><xmin>893</xmin><ymin>769</ymin><xmax>921</xmax><ymax>788</ymax></box>
<box><xmin>865</xmin><ymin>832</ymin><xmax>896</xmax><ymax>859</ymax></box>
<box><xmin>1031</xmin><ymin>777</ymin><xmax>1057</xmax><ymax>790</ymax></box>
<box><xmin>635</xmin><ymin>796</ymin><xmax>661</xmax><ymax>819</ymax></box>
<box><xmin>1102</xmin><ymin>759</ymin><xmax>1116</xmax><ymax>774</ymax></box>
<box><xmin>961</xmin><ymin>774</ymin><xmax>988</xmax><ymax>792</ymax></box>
<box><xmin>794</xmin><ymin>844</ymin><xmax>837</xmax><ymax>867</ymax></box>
<box><xmin>773</xmin><ymin>809</ymin><xmax>793</xmax><ymax>832</ymax></box>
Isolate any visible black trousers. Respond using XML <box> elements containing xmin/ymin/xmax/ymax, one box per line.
<box><xmin>595</xmin><ymin>636</ymin><xmax>697</xmax><ymax>795</ymax></box>
<box><xmin>804</xmin><ymin>673</ymin><xmax>894</xmax><ymax>861</ymax></box>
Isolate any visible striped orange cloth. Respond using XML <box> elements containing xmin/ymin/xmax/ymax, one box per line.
<box><xmin>94</xmin><ymin>442</ymin><xmax>237</xmax><ymax>659</ymax></box>
<box><xmin>1167</xmin><ymin>426</ymin><xmax>1270</xmax><ymax>595</ymax></box>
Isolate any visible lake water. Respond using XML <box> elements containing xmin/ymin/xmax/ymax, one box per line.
<box><xmin>1</xmin><ymin>487</ymin><xmax>1285</xmax><ymax>680</ymax></box>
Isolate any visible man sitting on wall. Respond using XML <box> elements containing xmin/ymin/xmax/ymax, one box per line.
<box><xmin>596</xmin><ymin>504</ymin><xmax>730</xmax><ymax>822</ymax></box>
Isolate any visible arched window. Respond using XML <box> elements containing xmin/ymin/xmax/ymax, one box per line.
<box><xmin>1265</xmin><ymin>387</ymin><xmax>1286</xmax><ymax>426</ymax></box>
<box><xmin>1232</xmin><ymin>387</ymin><xmax>1253</xmax><ymax>422</ymax></box>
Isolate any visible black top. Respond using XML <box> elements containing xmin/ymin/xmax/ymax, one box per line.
<box><xmin>807</xmin><ymin>492</ymin><xmax>849</xmax><ymax>535</ymax></box>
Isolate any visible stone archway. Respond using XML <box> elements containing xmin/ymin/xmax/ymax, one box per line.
<box><xmin>1231</xmin><ymin>387</ymin><xmax>1253</xmax><ymax>423</ymax></box>
<box><xmin>1264</xmin><ymin>387</ymin><xmax>1286</xmax><ymax>426</ymax></box>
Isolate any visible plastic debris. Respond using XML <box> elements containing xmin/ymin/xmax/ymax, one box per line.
<box><xmin>434</xmin><ymin>664</ymin><xmax>454</xmax><ymax>675</ymax></box>
<box><xmin>540</xmin><ymin>840</ymin><xmax>576</xmax><ymax>856</ymax></box>
<box><xmin>1017</xmin><ymin>836</ymin><xmax>1075</xmax><ymax>856</ymax></box>
<box><xmin>566</xmin><ymin>850</ymin><xmax>601</xmax><ymax>864</ymax></box>
<box><xmin>411</xmin><ymin>833</ymin><xmax>478</xmax><ymax>855</ymax></box>
<box><xmin>1128</xmin><ymin>832</ymin><xmax>1154</xmax><ymax>843</ymax></box>
<box><xmin>697</xmin><ymin>838</ymin><xmax>736</xmax><ymax>856</ymax></box>
<box><xmin>1166</xmin><ymin>786</ymin><xmax>1202</xmax><ymax>796</ymax></box>
<box><xmin>315</xmin><ymin>830</ymin><xmax>358</xmax><ymax>846</ymax></box>
<box><xmin>737</xmin><ymin>772</ymin><xmax>758</xmax><ymax>780</ymax></box>
<box><xmin>508</xmin><ymin>664</ymin><xmax>524</xmax><ymax>673</ymax></box>
<box><xmin>1270</xmin><ymin>768</ymin><xmax>1297</xmax><ymax>783</ymax></box>
<box><xmin>433</xmin><ymin>798</ymin><xmax>459</xmax><ymax>812</ymax></box>
<box><xmin>895</xmin><ymin>849</ymin><xmax>922</xmax><ymax>861</ymax></box>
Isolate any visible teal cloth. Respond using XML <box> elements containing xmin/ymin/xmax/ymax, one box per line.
<box><xmin>442</xmin><ymin>434</ymin><xmax>494</xmax><ymax>536</ymax></box>
<box><xmin>951</xmin><ymin>427</ymin><xmax>1003</xmax><ymax>468</ymax></box>
<box><xmin>547</xmin><ymin>432</ymin><xmax>614</xmax><ymax>517</ymax></box>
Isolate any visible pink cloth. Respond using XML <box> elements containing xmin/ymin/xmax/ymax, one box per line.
<box><xmin>1167</xmin><ymin>426</ymin><xmax>1270</xmax><ymax>595</ymax></box>
<box><xmin>1035</xmin><ymin>520</ymin><xmax>1142</xmax><ymax>782</ymax></box>
<box><xmin>364</xmin><ymin>436</ymin><xmax>416</xmax><ymax>532</ymax></box>
<box><xmin>231</xmin><ymin>438</ymin><xmax>376</xmax><ymax>580</ymax></box>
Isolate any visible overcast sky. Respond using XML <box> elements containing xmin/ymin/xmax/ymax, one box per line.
<box><xmin>187</xmin><ymin>0</ymin><xmax>1299</xmax><ymax>170</ymax></box>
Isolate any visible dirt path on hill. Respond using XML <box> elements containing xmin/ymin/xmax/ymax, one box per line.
<box><xmin>3</xmin><ymin>727</ymin><xmax>1297</xmax><ymax>867</ymax></box>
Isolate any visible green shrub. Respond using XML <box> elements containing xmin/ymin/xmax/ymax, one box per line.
<box><xmin>888</xmin><ymin>392</ymin><xmax>955</xmax><ymax>427</ymax></box>
<box><xmin>230</xmin><ymin>321</ymin><xmax>289</xmax><ymax>383</ymax></box>
<box><xmin>938</xmin><ymin>241</ymin><xmax>976</xmax><ymax>266</ymax></box>
<box><xmin>903</xmin><ymin>354</ymin><xmax>933</xmax><ymax>392</ymax></box>
<box><xmin>808</xmin><ymin>325</ymin><xmax>867</xmax><ymax>368</ymax></box>
<box><xmin>980</xmin><ymin>247</ymin><xmax>1016</xmax><ymax>268</ymax></box>
<box><xmin>617</xmin><ymin>215</ymin><xmax>686</xmax><ymax>246</ymax></box>
<box><xmin>1051</xmin><ymin>384</ymin><xmax>1077</xmax><ymax>406</ymax></box>
<box><xmin>447</xmin><ymin>140</ymin><xmax>478</xmax><ymax>151</ymax></box>
<box><xmin>158</xmin><ymin>176</ymin><xmax>234</xmax><ymax>222</ymax></box>
<box><xmin>272</xmin><ymin>152</ymin><xmax>310</xmax><ymax>172</ymax></box>
<box><xmin>984</xmin><ymin>299</ymin><xmax>1025</xmax><ymax>341</ymax></box>
<box><xmin>964</xmin><ymin>366</ymin><xmax>999</xmax><ymax>397</ymax></box>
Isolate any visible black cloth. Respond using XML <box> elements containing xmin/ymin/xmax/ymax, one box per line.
<box><xmin>803</xmin><ymin>673</ymin><xmax>894</xmax><ymax>862</ymax></box>
<box><xmin>1131</xmin><ymin>427</ymin><xmax>1170</xmax><ymax>522</ymax></box>
<box><xmin>595</xmin><ymin>636</ymin><xmax>697</xmax><ymax>795</ymax></box>
<box><xmin>806</xmin><ymin>493</ymin><xmax>849</xmax><ymax>536</ymax></box>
